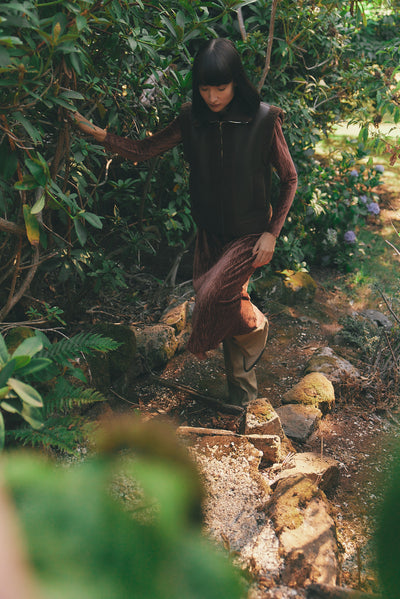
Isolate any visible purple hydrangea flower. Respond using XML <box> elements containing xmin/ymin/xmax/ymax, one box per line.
<box><xmin>344</xmin><ymin>230</ymin><xmax>357</xmax><ymax>244</ymax></box>
<box><xmin>350</xmin><ymin>169</ymin><xmax>358</xmax><ymax>177</ymax></box>
<box><xmin>367</xmin><ymin>202</ymin><xmax>380</xmax><ymax>215</ymax></box>
<box><xmin>375</xmin><ymin>164</ymin><xmax>385</xmax><ymax>173</ymax></box>
<box><xmin>359</xmin><ymin>195</ymin><xmax>368</xmax><ymax>204</ymax></box>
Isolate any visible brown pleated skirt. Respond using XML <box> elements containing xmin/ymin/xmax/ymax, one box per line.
<box><xmin>187</xmin><ymin>229</ymin><xmax>262</xmax><ymax>355</ymax></box>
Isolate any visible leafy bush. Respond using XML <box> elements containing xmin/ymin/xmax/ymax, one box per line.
<box><xmin>0</xmin><ymin>328</ymin><xmax>120</xmax><ymax>454</ymax></box>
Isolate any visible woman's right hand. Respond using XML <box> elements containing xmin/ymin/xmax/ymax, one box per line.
<box><xmin>70</xmin><ymin>111</ymin><xmax>107</xmax><ymax>142</ymax></box>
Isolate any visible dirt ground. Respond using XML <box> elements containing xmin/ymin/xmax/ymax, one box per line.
<box><xmin>101</xmin><ymin>270</ymin><xmax>398</xmax><ymax>595</ymax></box>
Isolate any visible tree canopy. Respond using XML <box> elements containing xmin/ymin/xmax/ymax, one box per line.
<box><xmin>0</xmin><ymin>0</ymin><xmax>399</xmax><ymax>321</ymax></box>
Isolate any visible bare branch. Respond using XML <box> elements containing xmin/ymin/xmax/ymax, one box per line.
<box><xmin>0</xmin><ymin>246</ymin><xmax>40</xmax><ymax>323</ymax></box>
<box><xmin>0</xmin><ymin>218</ymin><xmax>25</xmax><ymax>236</ymax></box>
<box><xmin>257</xmin><ymin>0</ymin><xmax>280</xmax><ymax>92</ymax></box>
<box><xmin>237</xmin><ymin>8</ymin><xmax>247</xmax><ymax>42</ymax></box>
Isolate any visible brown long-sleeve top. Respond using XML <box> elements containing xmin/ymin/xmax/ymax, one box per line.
<box><xmin>104</xmin><ymin>101</ymin><xmax>297</xmax><ymax>239</ymax></box>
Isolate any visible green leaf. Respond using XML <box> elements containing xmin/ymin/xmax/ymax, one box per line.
<box><xmin>12</xmin><ymin>335</ymin><xmax>43</xmax><ymax>359</ymax></box>
<box><xmin>0</xmin><ymin>47</ymin><xmax>11</xmax><ymax>67</ymax></box>
<box><xmin>82</xmin><ymin>211</ymin><xmax>103</xmax><ymax>229</ymax></box>
<box><xmin>25</xmin><ymin>158</ymin><xmax>48</xmax><ymax>186</ymax></box>
<box><xmin>17</xmin><ymin>358</ymin><xmax>52</xmax><ymax>377</ymax></box>
<box><xmin>60</xmin><ymin>89</ymin><xmax>84</xmax><ymax>100</ymax></box>
<box><xmin>14</xmin><ymin>175</ymin><xmax>38</xmax><ymax>191</ymax></box>
<box><xmin>23</xmin><ymin>204</ymin><xmax>40</xmax><ymax>246</ymax></box>
<box><xmin>74</xmin><ymin>219</ymin><xmax>87</xmax><ymax>246</ymax></box>
<box><xmin>75</xmin><ymin>15</ymin><xmax>87</xmax><ymax>31</ymax></box>
<box><xmin>0</xmin><ymin>387</ymin><xmax>11</xmax><ymax>400</ymax></box>
<box><xmin>0</xmin><ymin>335</ymin><xmax>9</xmax><ymax>364</ymax></box>
<box><xmin>0</xmin><ymin>358</ymin><xmax>17</xmax><ymax>387</ymax></box>
<box><xmin>12</xmin><ymin>112</ymin><xmax>42</xmax><ymax>144</ymax></box>
<box><xmin>8</xmin><ymin>378</ymin><xmax>43</xmax><ymax>408</ymax></box>
<box><xmin>0</xmin><ymin>412</ymin><xmax>4</xmax><ymax>451</ymax></box>
<box><xmin>31</xmin><ymin>192</ymin><xmax>45</xmax><ymax>214</ymax></box>
<box><xmin>14</xmin><ymin>356</ymin><xmax>31</xmax><ymax>370</ymax></box>
<box><xmin>0</xmin><ymin>36</ymin><xmax>23</xmax><ymax>48</ymax></box>
<box><xmin>20</xmin><ymin>404</ymin><xmax>43</xmax><ymax>429</ymax></box>
<box><xmin>1</xmin><ymin>395</ymin><xmax>21</xmax><ymax>414</ymax></box>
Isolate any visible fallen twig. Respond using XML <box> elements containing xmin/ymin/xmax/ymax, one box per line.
<box><xmin>148</xmin><ymin>373</ymin><xmax>244</xmax><ymax>415</ymax></box>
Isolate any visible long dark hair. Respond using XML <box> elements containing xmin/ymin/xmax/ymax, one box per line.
<box><xmin>191</xmin><ymin>38</ymin><xmax>260</xmax><ymax>120</ymax></box>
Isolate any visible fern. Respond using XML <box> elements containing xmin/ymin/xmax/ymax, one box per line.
<box><xmin>9</xmin><ymin>415</ymin><xmax>93</xmax><ymax>455</ymax></box>
<box><xmin>43</xmin><ymin>378</ymin><xmax>107</xmax><ymax>418</ymax></box>
<box><xmin>36</xmin><ymin>331</ymin><xmax>121</xmax><ymax>366</ymax></box>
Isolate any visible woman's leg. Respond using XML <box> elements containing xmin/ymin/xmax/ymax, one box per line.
<box><xmin>223</xmin><ymin>295</ymin><xmax>269</xmax><ymax>406</ymax></box>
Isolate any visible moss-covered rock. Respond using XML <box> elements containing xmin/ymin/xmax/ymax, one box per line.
<box><xmin>135</xmin><ymin>324</ymin><xmax>178</xmax><ymax>371</ymax></box>
<box><xmin>281</xmin><ymin>271</ymin><xmax>318</xmax><ymax>306</ymax></box>
<box><xmin>282</xmin><ymin>372</ymin><xmax>335</xmax><ymax>413</ymax></box>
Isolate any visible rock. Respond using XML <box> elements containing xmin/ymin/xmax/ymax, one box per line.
<box><xmin>245</xmin><ymin>398</ymin><xmax>285</xmax><ymax>437</ymax></box>
<box><xmin>282</xmin><ymin>373</ymin><xmax>335</xmax><ymax>413</ymax></box>
<box><xmin>177</xmin><ymin>426</ymin><xmax>282</xmax><ymax>467</ymax></box>
<box><xmin>267</xmin><ymin>474</ymin><xmax>338</xmax><ymax>588</ymax></box>
<box><xmin>276</xmin><ymin>404</ymin><xmax>322</xmax><ymax>443</ymax></box>
<box><xmin>281</xmin><ymin>271</ymin><xmax>318</xmax><ymax>306</ymax></box>
<box><xmin>187</xmin><ymin>433</ymin><xmax>283</xmax><ymax>579</ymax></box>
<box><xmin>87</xmin><ymin>323</ymin><xmax>140</xmax><ymax>392</ymax></box>
<box><xmin>358</xmin><ymin>309</ymin><xmax>392</xmax><ymax>330</ymax></box>
<box><xmin>134</xmin><ymin>324</ymin><xmax>178</xmax><ymax>371</ymax></box>
<box><xmin>252</xmin><ymin>271</ymin><xmax>317</xmax><ymax>307</ymax></box>
<box><xmin>245</xmin><ymin>434</ymin><xmax>282</xmax><ymax>465</ymax></box>
<box><xmin>160</xmin><ymin>300</ymin><xmax>189</xmax><ymax>333</ymax></box>
<box><xmin>304</xmin><ymin>347</ymin><xmax>360</xmax><ymax>384</ymax></box>
<box><xmin>270</xmin><ymin>452</ymin><xmax>340</xmax><ymax>495</ymax></box>
<box><xmin>252</xmin><ymin>273</ymin><xmax>285</xmax><ymax>302</ymax></box>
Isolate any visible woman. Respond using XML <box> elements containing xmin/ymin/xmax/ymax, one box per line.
<box><xmin>72</xmin><ymin>38</ymin><xmax>298</xmax><ymax>406</ymax></box>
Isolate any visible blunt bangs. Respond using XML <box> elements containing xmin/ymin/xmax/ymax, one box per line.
<box><xmin>196</xmin><ymin>52</ymin><xmax>233</xmax><ymax>87</ymax></box>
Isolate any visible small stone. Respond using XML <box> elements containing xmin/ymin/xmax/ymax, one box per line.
<box><xmin>304</xmin><ymin>347</ymin><xmax>360</xmax><ymax>384</ymax></box>
<box><xmin>276</xmin><ymin>404</ymin><xmax>322</xmax><ymax>443</ymax></box>
<box><xmin>245</xmin><ymin>434</ymin><xmax>282</xmax><ymax>465</ymax></box>
<box><xmin>245</xmin><ymin>398</ymin><xmax>284</xmax><ymax>437</ymax></box>
<box><xmin>160</xmin><ymin>301</ymin><xmax>189</xmax><ymax>333</ymax></box>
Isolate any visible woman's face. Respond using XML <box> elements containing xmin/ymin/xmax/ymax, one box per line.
<box><xmin>199</xmin><ymin>81</ymin><xmax>235</xmax><ymax>113</ymax></box>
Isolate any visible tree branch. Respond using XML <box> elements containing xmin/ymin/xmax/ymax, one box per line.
<box><xmin>237</xmin><ymin>8</ymin><xmax>247</xmax><ymax>42</ymax></box>
<box><xmin>0</xmin><ymin>218</ymin><xmax>25</xmax><ymax>236</ymax></box>
<box><xmin>257</xmin><ymin>0</ymin><xmax>280</xmax><ymax>92</ymax></box>
<box><xmin>0</xmin><ymin>246</ymin><xmax>40</xmax><ymax>322</ymax></box>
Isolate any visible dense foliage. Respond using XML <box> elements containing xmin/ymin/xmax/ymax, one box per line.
<box><xmin>0</xmin><ymin>0</ymin><xmax>399</xmax><ymax>319</ymax></box>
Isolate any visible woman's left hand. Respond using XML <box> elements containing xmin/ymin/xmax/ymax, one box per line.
<box><xmin>252</xmin><ymin>232</ymin><xmax>276</xmax><ymax>267</ymax></box>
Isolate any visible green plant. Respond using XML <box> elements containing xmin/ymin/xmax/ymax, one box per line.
<box><xmin>1</xmin><ymin>329</ymin><xmax>121</xmax><ymax>454</ymax></box>
<box><xmin>0</xmin><ymin>333</ymin><xmax>50</xmax><ymax>450</ymax></box>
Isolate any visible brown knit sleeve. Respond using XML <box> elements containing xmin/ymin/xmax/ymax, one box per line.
<box><xmin>267</xmin><ymin>117</ymin><xmax>298</xmax><ymax>238</ymax></box>
<box><xmin>103</xmin><ymin>112</ymin><xmax>183</xmax><ymax>163</ymax></box>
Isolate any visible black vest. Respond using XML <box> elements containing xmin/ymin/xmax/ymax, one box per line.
<box><xmin>178</xmin><ymin>100</ymin><xmax>282</xmax><ymax>240</ymax></box>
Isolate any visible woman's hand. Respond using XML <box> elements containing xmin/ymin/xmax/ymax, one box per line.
<box><xmin>69</xmin><ymin>111</ymin><xmax>107</xmax><ymax>142</ymax></box>
<box><xmin>252</xmin><ymin>231</ymin><xmax>276</xmax><ymax>267</ymax></box>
